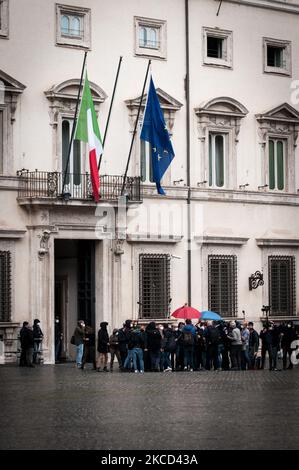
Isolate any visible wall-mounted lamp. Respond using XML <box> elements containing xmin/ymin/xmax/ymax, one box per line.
<box><xmin>249</xmin><ymin>271</ymin><xmax>264</xmax><ymax>290</ymax></box>
<box><xmin>239</xmin><ymin>183</ymin><xmax>250</xmax><ymax>189</ymax></box>
<box><xmin>197</xmin><ymin>180</ymin><xmax>207</xmax><ymax>186</ymax></box>
<box><xmin>258</xmin><ymin>184</ymin><xmax>268</xmax><ymax>190</ymax></box>
<box><xmin>173</xmin><ymin>179</ymin><xmax>184</xmax><ymax>185</ymax></box>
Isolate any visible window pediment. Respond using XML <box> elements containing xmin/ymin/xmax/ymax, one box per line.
<box><xmin>45</xmin><ymin>79</ymin><xmax>107</xmax><ymax>104</ymax></box>
<box><xmin>125</xmin><ymin>88</ymin><xmax>182</xmax><ymax>112</ymax></box>
<box><xmin>195</xmin><ymin>97</ymin><xmax>248</xmax><ymax>119</ymax></box>
<box><xmin>125</xmin><ymin>87</ymin><xmax>182</xmax><ymax>131</ymax></box>
<box><xmin>256</xmin><ymin>102</ymin><xmax>299</xmax><ymax>124</ymax></box>
<box><xmin>0</xmin><ymin>69</ymin><xmax>26</xmax><ymax>95</ymax></box>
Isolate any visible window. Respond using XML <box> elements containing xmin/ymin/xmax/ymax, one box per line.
<box><xmin>139</xmin><ymin>26</ymin><xmax>159</xmax><ymax>50</ymax></box>
<box><xmin>56</xmin><ymin>4</ymin><xmax>91</xmax><ymax>49</ymax></box>
<box><xmin>140</xmin><ymin>139</ymin><xmax>154</xmax><ymax>183</ymax></box>
<box><xmin>0</xmin><ymin>0</ymin><xmax>9</xmax><ymax>38</ymax></box>
<box><xmin>268</xmin><ymin>139</ymin><xmax>286</xmax><ymax>191</ymax></box>
<box><xmin>269</xmin><ymin>256</ymin><xmax>295</xmax><ymax>316</ymax></box>
<box><xmin>62</xmin><ymin>118</ymin><xmax>82</xmax><ymax>187</ymax></box>
<box><xmin>61</xmin><ymin>14</ymin><xmax>83</xmax><ymax>37</ymax></box>
<box><xmin>203</xmin><ymin>27</ymin><xmax>233</xmax><ymax>68</ymax></box>
<box><xmin>0</xmin><ymin>110</ymin><xmax>3</xmax><ymax>174</ymax></box>
<box><xmin>0</xmin><ymin>250</ymin><xmax>11</xmax><ymax>322</ymax></box>
<box><xmin>134</xmin><ymin>17</ymin><xmax>167</xmax><ymax>59</ymax></box>
<box><xmin>208</xmin><ymin>255</ymin><xmax>237</xmax><ymax>317</ymax></box>
<box><xmin>267</xmin><ymin>46</ymin><xmax>283</xmax><ymax>68</ymax></box>
<box><xmin>263</xmin><ymin>38</ymin><xmax>291</xmax><ymax>76</ymax></box>
<box><xmin>209</xmin><ymin>133</ymin><xmax>227</xmax><ymax>188</ymax></box>
<box><xmin>139</xmin><ymin>254</ymin><xmax>170</xmax><ymax>319</ymax></box>
<box><xmin>207</xmin><ymin>36</ymin><xmax>223</xmax><ymax>59</ymax></box>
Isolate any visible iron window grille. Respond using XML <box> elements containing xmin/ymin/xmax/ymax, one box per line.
<box><xmin>139</xmin><ymin>254</ymin><xmax>170</xmax><ymax>319</ymax></box>
<box><xmin>0</xmin><ymin>251</ymin><xmax>11</xmax><ymax>322</ymax></box>
<box><xmin>269</xmin><ymin>256</ymin><xmax>295</xmax><ymax>316</ymax></box>
<box><xmin>208</xmin><ymin>255</ymin><xmax>237</xmax><ymax>317</ymax></box>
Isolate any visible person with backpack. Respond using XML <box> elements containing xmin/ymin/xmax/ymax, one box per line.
<box><xmin>180</xmin><ymin>319</ymin><xmax>197</xmax><ymax>371</ymax></box>
<box><xmin>204</xmin><ymin>321</ymin><xmax>221</xmax><ymax>370</ymax></box>
<box><xmin>161</xmin><ymin>324</ymin><xmax>176</xmax><ymax>372</ymax></box>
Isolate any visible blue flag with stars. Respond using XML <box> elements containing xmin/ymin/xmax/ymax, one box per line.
<box><xmin>140</xmin><ymin>76</ymin><xmax>175</xmax><ymax>195</ymax></box>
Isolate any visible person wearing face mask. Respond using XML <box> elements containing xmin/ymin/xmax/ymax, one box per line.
<box><xmin>32</xmin><ymin>319</ymin><xmax>44</xmax><ymax>364</ymax></box>
<box><xmin>73</xmin><ymin>320</ymin><xmax>85</xmax><ymax>368</ymax></box>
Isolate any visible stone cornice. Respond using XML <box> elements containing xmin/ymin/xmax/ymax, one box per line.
<box><xmin>221</xmin><ymin>0</ymin><xmax>299</xmax><ymax>14</ymax></box>
<box><xmin>0</xmin><ymin>229</ymin><xmax>26</xmax><ymax>239</ymax></box>
<box><xmin>256</xmin><ymin>238</ymin><xmax>299</xmax><ymax>247</ymax></box>
<box><xmin>127</xmin><ymin>234</ymin><xmax>183</xmax><ymax>244</ymax></box>
<box><xmin>195</xmin><ymin>236</ymin><xmax>249</xmax><ymax>246</ymax></box>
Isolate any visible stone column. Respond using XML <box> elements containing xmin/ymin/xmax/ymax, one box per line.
<box><xmin>28</xmin><ymin>226</ymin><xmax>55</xmax><ymax>364</ymax></box>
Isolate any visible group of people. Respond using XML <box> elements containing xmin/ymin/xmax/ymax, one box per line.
<box><xmin>19</xmin><ymin>319</ymin><xmax>44</xmax><ymax>367</ymax></box>
<box><xmin>72</xmin><ymin>318</ymin><xmax>299</xmax><ymax>373</ymax></box>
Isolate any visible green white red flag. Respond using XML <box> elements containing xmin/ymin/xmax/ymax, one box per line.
<box><xmin>75</xmin><ymin>73</ymin><xmax>103</xmax><ymax>202</ymax></box>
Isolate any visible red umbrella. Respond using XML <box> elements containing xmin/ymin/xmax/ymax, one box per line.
<box><xmin>171</xmin><ymin>304</ymin><xmax>201</xmax><ymax>319</ymax></box>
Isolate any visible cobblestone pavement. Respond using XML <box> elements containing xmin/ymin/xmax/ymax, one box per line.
<box><xmin>0</xmin><ymin>364</ymin><xmax>299</xmax><ymax>450</ymax></box>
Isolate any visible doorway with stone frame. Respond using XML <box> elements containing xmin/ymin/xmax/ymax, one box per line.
<box><xmin>54</xmin><ymin>239</ymin><xmax>95</xmax><ymax>362</ymax></box>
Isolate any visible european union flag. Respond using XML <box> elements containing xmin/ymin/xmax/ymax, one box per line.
<box><xmin>140</xmin><ymin>76</ymin><xmax>175</xmax><ymax>195</ymax></box>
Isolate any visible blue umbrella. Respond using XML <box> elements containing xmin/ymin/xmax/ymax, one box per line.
<box><xmin>199</xmin><ymin>310</ymin><xmax>223</xmax><ymax>321</ymax></box>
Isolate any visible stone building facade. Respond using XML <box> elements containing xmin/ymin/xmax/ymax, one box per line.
<box><xmin>1</xmin><ymin>0</ymin><xmax>299</xmax><ymax>363</ymax></box>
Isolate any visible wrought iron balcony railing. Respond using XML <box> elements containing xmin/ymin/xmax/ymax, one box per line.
<box><xmin>17</xmin><ymin>170</ymin><xmax>142</xmax><ymax>202</ymax></box>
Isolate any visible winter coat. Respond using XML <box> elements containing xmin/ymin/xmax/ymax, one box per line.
<box><xmin>97</xmin><ymin>328</ymin><xmax>109</xmax><ymax>353</ymax></box>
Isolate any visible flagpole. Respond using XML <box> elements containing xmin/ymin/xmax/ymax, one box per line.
<box><xmin>98</xmin><ymin>56</ymin><xmax>123</xmax><ymax>171</ymax></box>
<box><xmin>121</xmin><ymin>59</ymin><xmax>151</xmax><ymax>196</ymax></box>
<box><xmin>61</xmin><ymin>51</ymin><xmax>88</xmax><ymax>195</ymax></box>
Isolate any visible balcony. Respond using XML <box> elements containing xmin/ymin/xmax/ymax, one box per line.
<box><xmin>17</xmin><ymin>170</ymin><xmax>142</xmax><ymax>203</ymax></box>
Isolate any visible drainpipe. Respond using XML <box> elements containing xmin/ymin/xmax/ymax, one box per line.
<box><xmin>185</xmin><ymin>0</ymin><xmax>192</xmax><ymax>305</ymax></box>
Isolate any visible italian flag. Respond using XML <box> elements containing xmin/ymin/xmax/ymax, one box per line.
<box><xmin>75</xmin><ymin>73</ymin><xmax>103</xmax><ymax>202</ymax></box>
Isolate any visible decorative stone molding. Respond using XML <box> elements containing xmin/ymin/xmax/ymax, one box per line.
<box><xmin>222</xmin><ymin>0</ymin><xmax>299</xmax><ymax>15</ymax></box>
<box><xmin>256</xmin><ymin>103</ymin><xmax>299</xmax><ymax>192</ymax></box>
<box><xmin>195</xmin><ymin>97</ymin><xmax>248</xmax><ymax>143</ymax></box>
<box><xmin>45</xmin><ymin>78</ymin><xmax>107</xmax><ymax>127</ymax></box>
<box><xmin>256</xmin><ymin>102</ymin><xmax>299</xmax><ymax>147</ymax></box>
<box><xmin>0</xmin><ymin>229</ymin><xmax>26</xmax><ymax>239</ymax></box>
<box><xmin>0</xmin><ymin>69</ymin><xmax>26</xmax><ymax>123</ymax></box>
<box><xmin>127</xmin><ymin>233</ymin><xmax>183</xmax><ymax>243</ymax></box>
<box><xmin>256</xmin><ymin>238</ymin><xmax>299</xmax><ymax>247</ymax></box>
<box><xmin>0</xmin><ymin>0</ymin><xmax>9</xmax><ymax>38</ymax></box>
<box><xmin>125</xmin><ymin>87</ymin><xmax>182</xmax><ymax>133</ymax></box>
<box><xmin>56</xmin><ymin>3</ymin><xmax>91</xmax><ymax>50</ymax></box>
<box><xmin>195</xmin><ymin>97</ymin><xmax>248</xmax><ymax>189</ymax></box>
<box><xmin>195</xmin><ymin>236</ymin><xmax>249</xmax><ymax>246</ymax></box>
<box><xmin>38</xmin><ymin>229</ymin><xmax>52</xmax><ymax>259</ymax></box>
<box><xmin>44</xmin><ymin>78</ymin><xmax>107</xmax><ymax>171</ymax></box>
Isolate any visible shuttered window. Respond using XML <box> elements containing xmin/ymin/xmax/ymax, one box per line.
<box><xmin>208</xmin><ymin>255</ymin><xmax>237</xmax><ymax>317</ymax></box>
<box><xmin>139</xmin><ymin>254</ymin><xmax>170</xmax><ymax>319</ymax></box>
<box><xmin>0</xmin><ymin>251</ymin><xmax>11</xmax><ymax>322</ymax></box>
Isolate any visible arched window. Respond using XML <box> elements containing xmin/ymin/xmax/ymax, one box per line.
<box><xmin>71</xmin><ymin>16</ymin><xmax>81</xmax><ymax>36</ymax></box>
<box><xmin>61</xmin><ymin>15</ymin><xmax>70</xmax><ymax>35</ymax></box>
<box><xmin>148</xmin><ymin>28</ymin><xmax>157</xmax><ymax>48</ymax></box>
<box><xmin>139</xmin><ymin>27</ymin><xmax>147</xmax><ymax>47</ymax></box>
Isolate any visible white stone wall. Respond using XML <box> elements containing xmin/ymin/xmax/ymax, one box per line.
<box><xmin>0</xmin><ymin>0</ymin><xmax>299</xmax><ymax>362</ymax></box>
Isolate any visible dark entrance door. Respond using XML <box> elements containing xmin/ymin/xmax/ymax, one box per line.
<box><xmin>77</xmin><ymin>240</ymin><xmax>95</xmax><ymax>329</ymax></box>
<box><xmin>54</xmin><ymin>239</ymin><xmax>96</xmax><ymax>361</ymax></box>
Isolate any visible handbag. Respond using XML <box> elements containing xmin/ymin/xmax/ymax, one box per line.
<box><xmin>70</xmin><ymin>335</ymin><xmax>75</xmax><ymax>345</ymax></box>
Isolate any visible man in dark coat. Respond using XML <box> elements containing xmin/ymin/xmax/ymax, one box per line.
<box><xmin>97</xmin><ymin>322</ymin><xmax>109</xmax><ymax>372</ymax></box>
<box><xmin>118</xmin><ymin>320</ymin><xmax>132</xmax><ymax>367</ymax></box>
<box><xmin>20</xmin><ymin>322</ymin><xmax>34</xmax><ymax>367</ymax></box>
<box><xmin>144</xmin><ymin>322</ymin><xmax>162</xmax><ymax>371</ymax></box>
